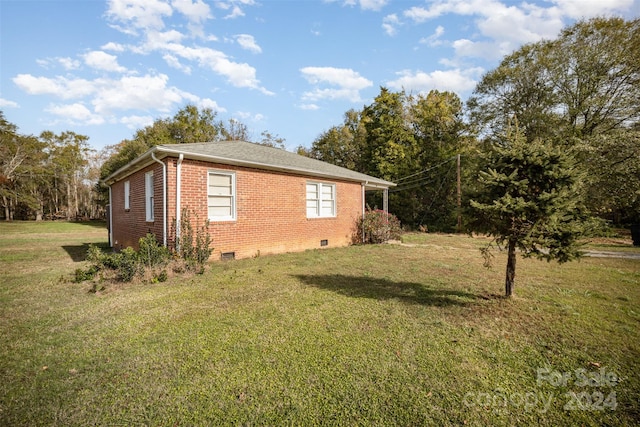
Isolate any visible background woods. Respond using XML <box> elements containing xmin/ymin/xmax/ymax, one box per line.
<box><xmin>0</xmin><ymin>112</ymin><xmax>100</xmax><ymax>221</ymax></box>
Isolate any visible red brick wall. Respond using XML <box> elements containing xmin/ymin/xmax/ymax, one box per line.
<box><xmin>110</xmin><ymin>162</ymin><xmax>165</xmax><ymax>251</ymax></box>
<box><xmin>110</xmin><ymin>156</ymin><xmax>364</xmax><ymax>259</ymax></box>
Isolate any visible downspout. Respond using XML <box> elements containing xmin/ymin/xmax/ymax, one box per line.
<box><xmin>362</xmin><ymin>181</ymin><xmax>367</xmax><ymax>243</ymax></box>
<box><xmin>108</xmin><ymin>186</ymin><xmax>113</xmax><ymax>247</ymax></box>
<box><xmin>151</xmin><ymin>152</ymin><xmax>167</xmax><ymax>247</ymax></box>
<box><xmin>175</xmin><ymin>154</ymin><xmax>184</xmax><ymax>251</ymax></box>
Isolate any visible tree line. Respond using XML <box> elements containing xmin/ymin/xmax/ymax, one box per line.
<box><xmin>2</xmin><ymin>17</ymin><xmax>638</xmax><ymax>233</ymax></box>
<box><xmin>0</xmin><ymin>114</ymin><xmax>100</xmax><ymax>221</ymax></box>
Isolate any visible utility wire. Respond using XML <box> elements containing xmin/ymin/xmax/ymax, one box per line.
<box><xmin>393</xmin><ymin>155</ymin><xmax>458</xmax><ymax>183</ymax></box>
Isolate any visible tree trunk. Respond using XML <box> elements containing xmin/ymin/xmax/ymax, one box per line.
<box><xmin>66</xmin><ymin>182</ymin><xmax>71</xmax><ymax>220</ymax></box>
<box><xmin>505</xmin><ymin>238</ymin><xmax>517</xmax><ymax>297</ymax></box>
<box><xmin>2</xmin><ymin>195</ymin><xmax>9</xmax><ymax>221</ymax></box>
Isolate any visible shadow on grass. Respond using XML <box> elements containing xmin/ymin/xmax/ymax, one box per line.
<box><xmin>294</xmin><ymin>274</ymin><xmax>478</xmax><ymax>306</ymax></box>
<box><xmin>62</xmin><ymin>242</ymin><xmax>110</xmax><ymax>262</ymax></box>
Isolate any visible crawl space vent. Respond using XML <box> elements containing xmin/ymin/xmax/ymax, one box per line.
<box><xmin>320</xmin><ymin>240</ymin><xmax>328</xmax><ymax>247</ymax></box>
<box><xmin>221</xmin><ymin>252</ymin><xmax>236</xmax><ymax>260</ymax></box>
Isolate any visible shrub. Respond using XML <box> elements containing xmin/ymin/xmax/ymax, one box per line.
<box><xmin>116</xmin><ymin>247</ymin><xmax>140</xmax><ymax>282</ymax></box>
<box><xmin>355</xmin><ymin>209</ymin><xmax>402</xmax><ymax>244</ymax></box>
<box><xmin>174</xmin><ymin>209</ymin><xmax>214</xmax><ymax>272</ymax></box>
<box><xmin>138</xmin><ymin>233</ymin><xmax>170</xmax><ymax>269</ymax></box>
<box><xmin>74</xmin><ymin>265</ymin><xmax>98</xmax><ymax>283</ymax></box>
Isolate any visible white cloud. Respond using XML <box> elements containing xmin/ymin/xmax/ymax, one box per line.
<box><xmin>36</xmin><ymin>57</ymin><xmax>81</xmax><ymax>70</ymax></box>
<box><xmin>198</xmin><ymin>98</ymin><xmax>226</xmax><ymax>112</ymax></box>
<box><xmin>165</xmin><ymin>44</ymin><xmax>272</xmax><ymax>93</ymax></box>
<box><xmin>46</xmin><ymin>103</ymin><xmax>105</xmax><ymax>125</ymax></box>
<box><xmin>327</xmin><ymin>0</ymin><xmax>387</xmax><ymax>11</ymax></box>
<box><xmin>102</xmin><ymin>42</ymin><xmax>127</xmax><ymax>52</ymax></box>
<box><xmin>386</xmin><ymin>67</ymin><xmax>483</xmax><ymax>96</ymax></box>
<box><xmin>142</xmin><ymin>29</ymin><xmax>185</xmax><ymax>51</ymax></box>
<box><xmin>13</xmin><ymin>74</ymin><xmax>96</xmax><ymax>99</ymax></box>
<box><xmin>163</xmin><ymin>54</ymin><xmax>192</xmax><ymax>73</ymax></box>
<box><xmin>299</xmin><ymin>103</ymin><xmax>320</xmax><ymax>111</ymax></box>
<box><xmin>301</xmin><ymin>67</ymin><xmax>372</xmax><ymax>89</ymax></box>
<box><xmin>359</xmin><ymin>0</ymin><xmax>388</xmax><ymax>11</ymax></box>
<box><xmin>171</xmin><ymin>0</ymin><xmax>211</xmax><ymax>23</ymax></box>
<box><xmin>83</xmin><ymin>51</ymin><xmax>127</xmax><ymax>73</ymax></box>
<box><xmin>420</xmin><ymin>25</ymin><xmax>445</xmax><ymax>47</ymax></box>
<box><xmin>451</xmin><ymin>38</ymin><xmax>515</xmax><ymax>61</ymax></box>
<box><xmin>382</xmin><ymin>14</ymin><xmax>401</xmax><ymax>36</ymax></box>
<box><xmin>120</xmin><ymin>114</ymin><xmax>155</xmax><ymax>129</ymax></box>
<box><xmin>92</xmin><ymin>74</ymin><xmax>184</xmax><ymax>114</ymax></box>
<box><xmin>551</xmin><ymin>0</ymin><xmax>634</xmax><ymax>18</ymax></box>
<box><xmin>106</xmin><ymin>0</ymin><xmax>173</xmax><ymax>32</ymax></box>
<box><xmin>300</xmin><ymin>67</ymin><xmax>373</xmax><ymax>103</ymax></box>
<box><xmin>235</xmin><ymin>34</ymin><xmax>262</xmax><ymax>53</ymax></box>
<box><xmin>58</xmin><ymin>57</ymin><xmax>82</xmax><ymax>70</ymax></box>
<box><xmin>0</xmin><ymin>98</ymin><xmax>19</xmax><ymax>108</ymax></box>
<box><xmin>225</xmin><ymin>6</ymin><xmax>244</xmax><ymax>19</ymax></box>
<box><xmin>401</xmin><ymin>0</ymin><xmax>568</xmax><ymax>61</ymax></box>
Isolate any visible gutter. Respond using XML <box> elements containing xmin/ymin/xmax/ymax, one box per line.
<box><xmin>151</xmin><ymin>152</ymin><xmax>167</xmax><ymax>247</ymax></box>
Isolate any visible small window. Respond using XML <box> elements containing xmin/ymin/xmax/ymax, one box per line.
<box><xmin>306</xmin><ymin>182</ymin><xmax>335</xmax><ymax>218</ymax></box>
<box><xmin>145</xmin><ymin>171</ymin><xmax>154</xmax><ymax>222</ymax></box>
<box><xmin>124</xmin><ymin>181</ymin><xmax>130</xmax><ymax>210</ymax></box>
<box><xmin>208</xmin><ymin>171</ymin><xmax>236</xmax><ymax>221</ymax></box>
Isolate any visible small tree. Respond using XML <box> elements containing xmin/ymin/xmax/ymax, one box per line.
<box><xmin>468</xmin><ymin>125</ymin><xmax>591</xmax><ymax>297</ymax></box>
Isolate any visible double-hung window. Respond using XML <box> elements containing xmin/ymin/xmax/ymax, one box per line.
<box><xmin>145</xmin><ymin>171</ymin><xmax>154</xmax><ymax>222</ymax></box>
<box><xmin>208</xmin><ymin>171</ymin><xmax>236</xmax><ymax>221</ymax></box>
<box><xmin>306</xmin><ymin>181</ymin><xmax>335</xmax><ymax>218</ymax></box>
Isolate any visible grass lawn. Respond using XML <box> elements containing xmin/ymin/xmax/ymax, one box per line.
<box><xmin>1</xmin><ymin>222</ymin><xmax>639</xmax><ymax>426</ymax></box>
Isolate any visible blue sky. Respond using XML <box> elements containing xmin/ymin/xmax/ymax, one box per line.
<box><xmin>1</xmin><ymin>0</ymin><xmax>638</xmax><ymax>152</ymax></box>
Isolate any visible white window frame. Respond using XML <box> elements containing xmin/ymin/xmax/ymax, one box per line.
<box><xmin>306</xmin><ymin>181</ymin><xmax>336</xmax><ymax>218</ymax></box>
<box><xmin>145</xmin><ymin>171</ymin><xmax>154</xmax><ymax>222</ymax></box>
<box><xmin>124</xmin><ymin>180</ymin><xmax>130</xmax><ymax>210</ymax></box>
<box><xmin>207</xmin><ymin>170</ymin><xmax>236</xmax><ymax>221</ymax></box>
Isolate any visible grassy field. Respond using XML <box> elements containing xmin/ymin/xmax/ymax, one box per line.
<box><xmin>0</xmin><ymin>222</ymin><xmax>638</xmax><ymax>426</ymax></box>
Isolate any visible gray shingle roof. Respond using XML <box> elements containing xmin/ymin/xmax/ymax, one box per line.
<box><xmin>105</xmin><ymin>141</ymin><xmax>395</xmax><ymax>189</ymax></box>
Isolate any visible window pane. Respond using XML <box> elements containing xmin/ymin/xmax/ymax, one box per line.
<box><xmin>209</xmin><ymin>205</ymin><xmax>231</xmax><ymax>217</ymax></box>
<box><xmin>306</xmin><ymin>200</ymin><xmax>318</xmax><ymax>215</ymax></box>
<box><xmin>209</xmin><ymin>174</ymin><xmax>231</xmax><ymax>186</ymax></box>
<box><xmin>209</xmin><ymin>195</ymin><xmax>231</xmax><ymax>207</ymax></box>
<box><xmin>321</xmin><ymin>184</ymin><xmax>333</xmax><ymax>199</ymax></box>
<box><xmin>306</xmin><ymin>183</ymin><xmax>318</xmax><ymax>198</ymax></box>
<box><xmin>321</xmin><ymin>200</ymin><xmax>334</xmax><ymax>216</ymax></box>
<box><xmin>209</xmin><ymin>175</ymin><xmax>231</xmax><ymax>196</ymax></box>
<box><xmin>209</xmin><ymin>185</ymin><xmax>232</xmax><ymax>196</ymax></box>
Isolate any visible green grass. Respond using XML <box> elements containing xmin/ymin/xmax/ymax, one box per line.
<box><xmin>1</xmin><ymin>222</ymin><xmax>639</xmax><ymax>426</ymax></box>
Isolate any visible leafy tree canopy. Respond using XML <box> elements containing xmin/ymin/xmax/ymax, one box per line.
<box><xmin>467</xmin><ymin>17</ymin><xmax>640</xmax><ymax>223</ymax></box>
<box><xmin>308</xmin><ymin>88</ymin><xmax>472</xmax><ymax>230</ymax></box>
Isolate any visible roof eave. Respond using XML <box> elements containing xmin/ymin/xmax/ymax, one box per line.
<box><xmin>156</xmin><ymin>146</ymin><xmax>395</xmax><ymax>188</ymax></box>
<box><xmin>102</xmin><ymin>145</ymin><xmax>396</xmax><ymax>189</ymax></box>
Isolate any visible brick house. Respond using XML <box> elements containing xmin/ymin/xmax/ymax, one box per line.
<box><xmin>103</xmin><ymin>141</ymin><xmax>395</xmax><ymax>260</ymax></box>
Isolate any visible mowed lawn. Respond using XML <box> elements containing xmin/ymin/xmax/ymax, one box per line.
<box><xmin>0</xmin><ymin>222</ymin><xmax>639</xmax><ymax>426</ymax></box>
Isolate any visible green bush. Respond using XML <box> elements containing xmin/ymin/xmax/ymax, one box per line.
<box><xmin>74</xmin><ymin>265</ymin><xmax>98</xmax><ymax>283</ymax></box>
<box><xmin>116</xmin><ymin>247</ymin><xmax>140</xmax><ymax>282</ymax></box>
<box><xmin>174</xmin><ymin>209</ymin><xmax>214</xmax><ymax>272</ymax></box>
<box><xmin>138</xmin><ymin>233</ymin><xmax>170</xmax><ymax>269</ymax></box>
<box><xmin>355</xmin><ymin>209</ymin><xmax>402</xmax><ymax>244</ymax></box>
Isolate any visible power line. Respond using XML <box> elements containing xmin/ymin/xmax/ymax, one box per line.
<box><xmin>393</xmin><ymin>155</ymin><xmax>458</xmax><ymax>183</ymax></box>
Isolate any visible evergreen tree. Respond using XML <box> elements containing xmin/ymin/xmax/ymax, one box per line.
<box><xmin>468</xmin><ymin>124</ymin><xmax>590</xmax><ymax>297</ymax></box>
